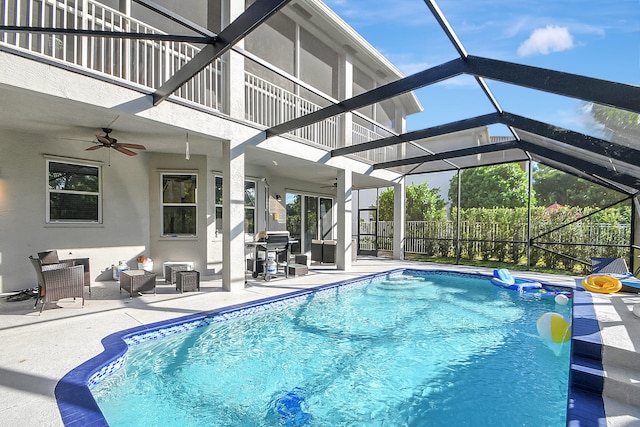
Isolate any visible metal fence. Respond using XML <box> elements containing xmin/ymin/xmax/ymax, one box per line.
<box><xmin>374</xmin><ymin>220</ymin><xmax>630</xmax><ymax>272</ymax></box>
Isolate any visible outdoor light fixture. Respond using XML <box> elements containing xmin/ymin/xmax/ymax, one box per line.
<box><xmin>275</xmin><ymin>194</ymin><xmax>282</xmax><ymax>202</ymax></box>
<box><xmin>185</xmin><ymin>133</ymin><xmax>190</xmax><ymax>160</ymax></box>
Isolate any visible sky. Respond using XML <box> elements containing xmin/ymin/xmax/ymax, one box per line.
<box><xmin>324</xmin><ymin>0</ymin><xmax>640</xmax><ymax>138</ymax></box>
<box><xmin>321</xmin><ymin>0</ymin><xmax>640</xmax><ymax>203</ymax></box>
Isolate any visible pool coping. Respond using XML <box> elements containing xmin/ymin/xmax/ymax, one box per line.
<box><xmin>55</xmin><ymin>268</ymin><xmax>604</xmax><ymax>426</ymax></box>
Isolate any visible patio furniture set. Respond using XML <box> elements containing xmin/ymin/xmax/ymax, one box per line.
<box><xmin>311</xmin><ymin>239</ymin><xmax>337</xmax><ymax>264</ymax></box>
<box><xmin>27</xmin><ymin>251</ymin><xmax>200</xmax><ymax>313</ymax></box>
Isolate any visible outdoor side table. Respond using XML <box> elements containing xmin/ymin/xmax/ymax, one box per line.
<box><xmin>176</xmin><ymin>270</ymin><xmax>200</xmax><ymax>293</ymax></box>
<box><xmin>163</xmin><ymin>262</ymin><xmax>194</xmax><ymax>284</ymax></box>
<box><xmin>120</xmin><ymin>270</ymin><xmax>156</xmax><ymax>297</ymax></box>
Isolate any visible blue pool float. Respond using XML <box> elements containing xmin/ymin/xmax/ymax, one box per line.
<box><xmin>491</xmin><ymin>269</ymin><xmax>572</xmax><ymax>298</ymax></box>
<box><xmin>491</xmin><ymin>269</ymin><xmax>542</xmax><ymax>291</ymax></box>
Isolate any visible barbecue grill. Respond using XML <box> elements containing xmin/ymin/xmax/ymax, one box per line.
<box><xmin>250</xmin><ymin>231</ymin><xmax>291</xmax><ymax>281</ymax></box>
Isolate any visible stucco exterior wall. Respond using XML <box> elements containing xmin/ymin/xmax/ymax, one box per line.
<box><xmin>0</xmin><ymin>129</ymin><xmax>151</xmax><ymax>293</ymax></box>
<box><xmin>146</xmin><ymin>153</ymin><xmax>209</xmax><ymax>279</ymax></box>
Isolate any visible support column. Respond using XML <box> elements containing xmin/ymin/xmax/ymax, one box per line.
<box><xmin>222</xmin><ymin>139</ymin><xmax>245</xmax><ymax>291</ymax></box>
<box><xmin>455</xmin><ymin>170</ymin><xmax>462</xmax><ymax>264</ymax></box>
<box><xmin>393</xmin><ymin>178</ymin><xmax>405</xmax><ymax>260</ymax></box>
<box><xmin>221</xmin><ymin>0</ymin><xmax>245</xmax><ymax>118</ymax></box>
<box><xmin>336</xmin><ymin>169</ymin><xmax>352</xmax><ymax>271</ymax></box>
<box><xmin>632</xmin><ymin>195</ymin><xmax>640</xmax><ymax>274</ymax></box>
<box><xmin>118</xmin><ymin>0</ymin><xmax>132</xmax><ymax>81</ymax></box>
<box><xmin>527</xmin><ymin>160</ymin><xmax>533</xmax><ymax>270</ymax></box>
<box><xmin>339</xmin><ymin>50</ymin><xmax>354</xmax><ymax>149</ymax></box>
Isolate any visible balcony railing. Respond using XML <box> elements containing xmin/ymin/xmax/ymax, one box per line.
<box><xmin>1</xmin><ymin>0</ymin><xmax>223</xmax><ymax>110</ymax></box>
<box><xmin>245</xmin><ymin>72</ymin><xmax>341</xmax><ymax>149</ymax></box>
<box><xmin>1</xmin><ymin>0</ymin><xmax>394</xmax><ymax>160</ymax></box>
<box><xmin>245</xmin><ymin>72</ymin><xmax>395</xmax><ymax>158</ymax></box>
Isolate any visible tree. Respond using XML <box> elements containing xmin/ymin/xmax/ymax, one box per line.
<box><xmin>376</xmin><ymin>182</ymin><xmax>446</xmax><ymax>221</ymax></box>
<box><xmin>589</xmin><ymin>103</ymin><xmax>640</xmax><ymax>146</ymax></box>
<box><xmin>533</xmin><ymin>164</ymin><xmax>624</xmax><ymax>207</ymax></box>
<box><xmin>448</xmin><ymin>164</ymin><xmax>533</xmax><ymax>209</ymax></box>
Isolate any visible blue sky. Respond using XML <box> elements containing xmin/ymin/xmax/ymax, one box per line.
<box><xmin>324</xmin><ymin>0</ymin><xmax>640</xmax><ymax>138</ymax></box>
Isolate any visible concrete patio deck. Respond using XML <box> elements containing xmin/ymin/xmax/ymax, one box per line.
<box><xmin>1</xmin><ymin>258</ymin><xmax>639</xmax><ymax>426</ymax></box>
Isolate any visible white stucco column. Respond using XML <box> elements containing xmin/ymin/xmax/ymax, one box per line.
<box><xmin>339</xmin><ymin>50</ymin><xmax>354</xmax><ymax>149</ymax></box>
<box><xmin>222</xmin><ymin>139</ymin><xmax>245</xmax><ymax>291</ymax></box>
<box><xmin>222</xmin><ymin>0</ymin><xmax>245</xmax><ymax>118</ymax></box>
<box><xmin>393</xmin><ymin>178</ymin><xmax>405</xmax><ymax>260</ymax></box>
<box><xmin>337</xmin><ymin>169</ymin><xmax>353</xmax><ymax>270</ymax></box>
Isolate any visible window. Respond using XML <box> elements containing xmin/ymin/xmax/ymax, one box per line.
<box><xmin>214</xmin><ymin>176</ymin><xmax>223</xmax><ymax>233</ymax></box>
<box><xmin>214</xmin><ymin>176</ymin><xmax>257</xmax><ymax>235</ymax></box>
<box><xmin>245</xmin><ymin>180</ymin><xmax>256</xmax><ymax>234</ymax></box>
<box><xmin>162</xmin><ymin>173</ymin><xmax>197</xmax><ymax>236</ymax></box>
<box><xmin>47</xmin><ymin>159</ymin><xmax>101</xmax><ymax>223</ymax></box>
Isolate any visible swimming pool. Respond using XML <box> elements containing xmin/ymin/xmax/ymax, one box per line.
<box><xmin>83</xmin><ymin>270</ymin><xmax>573</xmax><ymax>426</ymax></box>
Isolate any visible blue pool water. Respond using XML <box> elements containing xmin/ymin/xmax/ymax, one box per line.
<box><xmin>91</xmin><ymin>271</ymin><xmax>572</xmax><ymax>426</ymax></box>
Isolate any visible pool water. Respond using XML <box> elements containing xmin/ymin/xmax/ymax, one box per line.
<box><xmin>92</xmin><ymin>271</ymin><xmax>572</xmax><ymax>426</ymax></box>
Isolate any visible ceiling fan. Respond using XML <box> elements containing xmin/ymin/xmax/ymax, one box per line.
<box><xmin>86</xmin><ymin>128</ymin><xmax>146</xmax><ymax>156</ymax></box>
<box><xmin>320</xmin><ymin>179</ymin><xmax>338</xmax><ymax>189</ymax></box>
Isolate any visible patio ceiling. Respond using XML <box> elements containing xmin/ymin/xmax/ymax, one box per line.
<box><xmin>2</xmin><ymin>0</ymin><xmax>639</xmax><ymax>195</ymax></box>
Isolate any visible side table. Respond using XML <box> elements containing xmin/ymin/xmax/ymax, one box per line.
<box><xmin>120</xmin><ymin>270</ymin><xmax>156</xmax><ymax>298</ymax></box>
<box><xmin>176</xmin><ymin>270</ymin><xmax>200</xmax><ymax>293</ymax></box>
<box><xmin>163</xmin><ymin>262</ymin><xmax>194</xmax><ymax>284</ymax></box>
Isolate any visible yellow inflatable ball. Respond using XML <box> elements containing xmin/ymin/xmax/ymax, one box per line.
<box><xmin>536</xmin><ymin>312</ymin><xmax>570</xmax><ymax>343</ymax></box>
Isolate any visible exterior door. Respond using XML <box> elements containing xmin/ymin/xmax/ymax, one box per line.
<box><xmin>358</xmin><ymin>208</ymin><xmax>378</xmax><ymax>256</ymax></box>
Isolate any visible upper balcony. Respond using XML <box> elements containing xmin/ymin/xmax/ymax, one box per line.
<box><xmin>0</xmin><ymin>0</ymin><xmax>420</xmax><ymax>164</ymax></box>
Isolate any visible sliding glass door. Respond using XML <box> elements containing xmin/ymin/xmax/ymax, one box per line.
<box><xmin>286</xmin><ymin>192</ymin><xmax>333</xmax><ymax>254</ymax></box>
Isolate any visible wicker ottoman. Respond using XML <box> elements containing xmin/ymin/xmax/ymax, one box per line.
<box><xmin>163</xmin><ymin>262</ymin><xmax>194</xmax><ymax>284</ymax></box>
<box><xmin>176</xmin><ymin>270</ymin><xmax>200</xmax><ymax>293</ymax></box>
<box><xmin>120</xmin><ymin>270</ymin><xmax>156</xmax><ymax>298</ymax></box>
<box><xmin>287</xmin><ymin>263</ymin><xmax>308</xmax><ymax>277</ymax></box>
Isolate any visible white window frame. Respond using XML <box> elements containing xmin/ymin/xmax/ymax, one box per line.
<box><xmin>214</xmin><ymin>176</ymin><xmax>257</xmax><ymax>235</ymax></box>
<box><xmin>46</xmin><ymin>157</ymin><xmax>102</xmax><ymax>224</ymax></box>
<box><xmin>161</xmin><ymin>172</ymin><xmax>198</xmax><ymax>237</ymax></box>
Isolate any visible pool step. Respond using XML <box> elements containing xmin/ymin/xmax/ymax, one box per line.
<box><xmin>603</xmin><ymin>363</ymin><xmax>640</xmax><ymax>407</ymax></box>
<box><xmin>603</xmin><ymin>345</ymin><xmax>640</xmax><ymax>373</ymax></box>
<box><xmin>601</xmin><ymin>395</ymin><xmax>640</xmax><ymax>425</ymax></box>
<box><xmin>573</xmin><ymin>338</ymin><xmax>640</xmax><ymax>409</ymax></box>
<box><xmin>571</xmin><ymin>338</ymin><xmax>640</xmax><ymax>407</ymax></box>
<box><xmin>570</xmin><ymin>354</ymin><xmax>603</xmax><ymax>394</ymax></box>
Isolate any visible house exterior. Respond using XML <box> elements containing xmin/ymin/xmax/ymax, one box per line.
<box><xmin>0</xmin><ymin>0</ymin><xmax>424</xmax><ymax>293</ymax></box>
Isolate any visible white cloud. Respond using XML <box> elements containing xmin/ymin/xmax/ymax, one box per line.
<box><xmin>517</xmin><ymin>25</ymin><xmax>574</xmax><ymax>57</ymax></box>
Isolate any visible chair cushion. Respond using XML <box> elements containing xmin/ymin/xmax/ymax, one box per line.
<box><xmin>38</xmin><ymin>250</ymin><xmax>59</xmax><ymax>265</ymax></box>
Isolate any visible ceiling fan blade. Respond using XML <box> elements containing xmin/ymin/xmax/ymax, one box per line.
<box><xmin>118</xmin><ymin>143</ymin><xmax>146</xmax><ymax>150</ymax></box>
<box><xmin>114</xmin><ymin>145</ymin><xmax>137</xmax><ymax>156</ymax></box>
<box><xmin>85</xmin><ymin>145</ymin><xmax>104</xmax><ymax>151</ymax></box>
<box><xmin>60</xmin><ymin>137</ymin><xmax>94</xmax><ymax>143</ymax></box>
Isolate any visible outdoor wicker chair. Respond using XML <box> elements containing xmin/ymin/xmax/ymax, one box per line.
<box><xmin>29</xmin><ymin>256</ymin><xmax>84</xmax><ymax>314</ymax></box>
<box><xmin>38</xmin><ymin>250</ymin><xmax>91</xmax><ymax>293</ymax></box>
